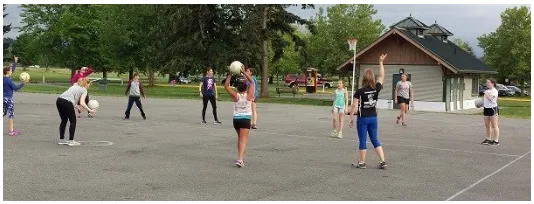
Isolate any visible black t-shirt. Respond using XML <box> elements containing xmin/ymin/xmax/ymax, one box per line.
<box><xmin>354</xmin><ymin>82</ymin><xmax>383</xmax><ymax>117</ymax></box>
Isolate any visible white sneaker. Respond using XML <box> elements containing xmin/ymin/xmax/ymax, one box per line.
<box><xmin>330</xmin><ymin>130</ymin><xmax>338</xmax><ymax>138</ymax></box>
<box><xmin>58</xmin><ymin>139</ymin><xmax>68</xmax><ymax>145</ymax></box>
<box><xmin>68</xmin><ymin>140</ymin><xmax>81</xmax><ymax>146</ymax></box>
<box><xmin>337</xmin><ymin>132</ymin><xmax>343</xmax><ymax>139</ymax></box>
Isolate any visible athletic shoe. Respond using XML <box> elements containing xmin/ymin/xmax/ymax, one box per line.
<box><xmin>337</xmin><ymin>132</ymin><xmax>343</xmax><ymax>139</ymax></box>
<box><xmin>142</xmin><ymin>115</ymin><xmax>146</xmax><ymax>120</ymax></box>
<box><xmin>490</xmin><ymin>140</ymin><xmax>500</xmax><ymax>146</ymax></box>
<box><xmin>12</xmin><ymin>129</ymin><xmax>21</xmax><ymax>134</ymax></box>
<box><xmin>330</xmin><ymin>130</ymin><xmax>338</xmax><ymax>138</ymax></box>
<box><xmin>251</xmin><ymin>124</ymin><xmax>257</xmax><ymax>129</ymax></box>
<box><xmin>379</xmin><ymin>161</ymin><xmax>387</xmax><ymax>169</ymax></box>
<box><xmin>58</xmin><ymin>139</ymin><xmax>68</xmax><ymax>145</ymax></box>
<box><xmin>351</xmin><ymin>162</ymin><xmax>366</xmax><ymax>169</ymax></box>
<box><xmin>68</xmin><ymin>140</ymin><xmax>81</xmax><ymax>146</ymax></box>
<box><xmin>201</xmin><ymin>120</ymin><xmax>207</xmax><ymax>124</ymax></box>
<box><xmin>235</xmin><ymin>160</ymin><xmax>244</xmax><ymax>168</ymax></box>
<box><xmin>214</xmin><ymin>121</ymin><xmax>222</xmax><ymax>125</ymax></box>
<box><xmin>481</xmin><ymin>139</ymin><xmax>491</xmax><ymax>145</ymax></box>
<box><xmin>88</xmin><ymin>113</ymin><xmax>94</xmax><ymax>118</ymax></box>
<box><xmin>8</xmin><ymin>131</ymin><xmax>19</xmax><ymax>136</ymax></box>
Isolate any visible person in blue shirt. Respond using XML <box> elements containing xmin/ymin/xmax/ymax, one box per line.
<box><xmin>3</xmin><ymin>66</ymin><xmax>26</xmax><ymax>136</ymax></box>
<box><xmin>245</xmin><ymin>67</ymin><xmax>259</xmax><ymax>129</ymax></box>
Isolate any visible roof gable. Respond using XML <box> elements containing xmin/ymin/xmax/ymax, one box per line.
<box><xmin>427</xmin><ymin>23</ymin><xmax>454</xmax><ymax>36</ymax></box>
<box><xmin>390</xmin><ymin>16</ymin><xmax>430</xmax><ymax>30</ymax></box>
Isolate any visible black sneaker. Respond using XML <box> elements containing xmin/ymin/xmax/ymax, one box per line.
<box><xmin>481</xmin><ymin>139</ymin><xmax>491</xmax><ymax>145</ymax></box>
<box><xmin>251</xmin><ymin>124</ymin><xmax>257</xmax><ymax>129</ymax></box>
<box><xmin>201</xmin><ymin>121</ymin><xmax>207</xmax><ymax>124</ymax></box>
<box><xmin>490</xmin><ymin>140</ymin><xmax>500</xmax><ymax>146</ymax></box>
<box><xmin>379</xmin><ymin>161</ymin><xmax>387</xmax><ymax>169</ymax></box>
<box><xmin>351</xmin><ymin>162</ymin><xmax>366</xmax><ymax>169</ymax></box>
<box><xmin>142</xmin><ymin>115</ymin><xmax>146</xmax><ymax>120</ymax></box>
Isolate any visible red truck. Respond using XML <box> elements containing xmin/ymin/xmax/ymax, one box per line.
<box><xmin>284</xmin><ymin>74</ymin><xmax>334</xmax><ymax>88</ymax></box>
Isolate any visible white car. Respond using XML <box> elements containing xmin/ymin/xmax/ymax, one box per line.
<box><xmin>28</xmin><ymin>65</ymin><xmax>40</xmax><ymax>68</ymax></box>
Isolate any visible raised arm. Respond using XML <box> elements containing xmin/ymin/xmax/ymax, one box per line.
<box><xmin>242</xmin><ymin>70</ymin><xmax>255</xmax><ymax>101</ymax></box>
<box><xmin>377</xmin><ymin>54</ymin><xmax>387</xmax><ymax>84</ymax></box>
<box><xmin>224</xmin><ymin>73</ymin><xmax>238</xmax><ymax>101</ymax></box>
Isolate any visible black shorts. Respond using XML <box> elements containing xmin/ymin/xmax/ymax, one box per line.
<box><xmin>233</xmin><ymin>118</ymin><xmax>251</xmax><ymax>129</ymax></box>
<box><xmin>397</xmin><ymin>96</ymin><xmax>410</xmax><ymax>104</ymax></box>
<box><xmin>483</xmin><ymin>107</ymin><xmax>499</xmax><ymax>116</ymax></box>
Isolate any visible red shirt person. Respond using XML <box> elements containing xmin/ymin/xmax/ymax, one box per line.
<box><xmin>71</xmin><ymin>67</ymin><xmax>94</xmax><ymax>85</ymax></box>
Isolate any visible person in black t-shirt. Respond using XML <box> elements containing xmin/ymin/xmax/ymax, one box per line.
<box><xmin>349</xmin><ymin>54</ymin><xmax>388</xmax><ymax>170</ymax></box>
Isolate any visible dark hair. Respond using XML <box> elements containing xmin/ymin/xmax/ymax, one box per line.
<box><xmin>205</xmin><ymin>67</ymin><xmax>213</xmax><ymax>75</ymax></box>
<box><xmin>487</xmin><ymin>78</ymin><xmax>496</xmax><ymax>86</ymax></box>
<box><xmin>246</xmin><ymin>67</ymin><xmax>255</xmax><ymax>73</ymax></box>
<box><xmin>234</xmin><ymin>76</ymin><xmax>248</xmax><ymax>92</ymax></box>
<box><xmin>133</xmin><ymin>72</ymin><xmax>140</xmax><ymax>77</ymax></box>
<box><xmin>3</xmin><ymin>67</ymin><xmax>10</xmax><ymax>75</ymax></box>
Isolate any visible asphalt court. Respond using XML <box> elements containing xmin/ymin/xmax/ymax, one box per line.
<box><xmin>3</xmin><ymin>93</ymin><xmax>531</xmax><ymax>201</ymax></box>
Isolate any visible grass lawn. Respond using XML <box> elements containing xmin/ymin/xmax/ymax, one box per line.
<box><xmin>19</xmin><ymin>83</ymin><xmax>329</xmax><ymax>106</ymax></box>
<box><xmin>495</xmin><ymin>98</ymin><xmax>531</xmax><ymax>119</ymax></box>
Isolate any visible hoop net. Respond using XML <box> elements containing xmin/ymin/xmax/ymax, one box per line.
<box><xmin>347</xmin><ymin>38</ymin><xmax>358</xmax><ymax>51</ymax></box>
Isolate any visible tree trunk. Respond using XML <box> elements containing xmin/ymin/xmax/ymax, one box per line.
<box><xmin>103</xmin><ymin>70</ymin><xmax>108</xmax><ymax>78</ymax></box>
<box><xmin>146</xmin><ymin>65</ymin><xmax>155</xmax><ymax>87</ymax></box>
<box><xmin>260</xmin><ymin>6</ymin><xmax>270</xmax><ymax>98</ymax></box>
<box><xmin>128</xmin><ymin>68</ymin><xmax>134</xmax><ymax>81</ymax></box>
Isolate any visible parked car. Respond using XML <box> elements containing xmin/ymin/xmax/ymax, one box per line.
<box><xmin>178</xmin><ymin>77</ymin><xmax>191</xmax><ymax>84</ymax></box>
<box><xmin>506</xmin><ymin>85</ymin><xmax>530</xmax><ymax>96</ymax></box>
<box><xmin>496</xmin><ymin>84</ymin><xmax>515</xmax><ymax>96</ymax></box>
<box><xmin>479</xmin><ymin>84</ymin><xmax>488</xmax><ymax>96</ymax></box>
<box><xmin>284</xmin><ymin>74</ymin><xmax>333</xmax><ymax>88</ymax></box>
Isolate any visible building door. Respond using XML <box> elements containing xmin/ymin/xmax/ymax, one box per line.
<box><xmin>392</xmin><ymin>74</ymin><xmax>411</xmax><ymax>109</ymax></box>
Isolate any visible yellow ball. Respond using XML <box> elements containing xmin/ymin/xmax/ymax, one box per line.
<box><xmin>19</xmin><ymin>72</ymin><xmax>30</xmax><ymax>82</ymax></box>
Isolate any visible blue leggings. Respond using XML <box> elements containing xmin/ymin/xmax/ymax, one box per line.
<box><xmin>356</xmin><ymin>116</ymin><xmax>381</xmax><ymax>150</ymax></box>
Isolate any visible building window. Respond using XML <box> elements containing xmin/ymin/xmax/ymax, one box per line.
<box><xmin>417</xmin><ymin>29</ymin><xmax>424</xmax><ymax>38</ymax></box>
<box><xmin>471</xmin><ymin>77</ymin><xmax>479</xmax><ymax>95</ymax></box>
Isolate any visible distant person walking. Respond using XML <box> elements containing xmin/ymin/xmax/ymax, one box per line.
<box><xmin>394</xmin><ymin>73</ymin><xmax>414</xmax><ymax>126</ymax></box>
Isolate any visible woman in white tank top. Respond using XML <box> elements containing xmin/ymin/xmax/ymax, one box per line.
<box><xmin>223</xmin><ymin>65</ymin><xmax>255</xmax><ymax>168</ymax></box>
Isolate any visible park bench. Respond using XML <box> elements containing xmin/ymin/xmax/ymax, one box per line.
<box><xmin>276</xmin><ymin>87</ymin><xmax>298</xmax><ymax>98</ymax></box>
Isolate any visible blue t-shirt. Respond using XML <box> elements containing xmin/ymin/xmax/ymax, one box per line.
<box><xmin>246</xmin><ymin>75</ymin><xmax>259</xmax><ymax>98</ymax></box>
<box><xmin>252</xmin><ymin>76</ymin><xmax>259</xmax><ymax>98</ymax></box>
<box><xmin>201</xmin><ymin>77</ymin><xmax>215</xmax><ymax>96</ymax></box>
<box><xmin>3</xmin><ymin>77</ymin><xmax>24</xmax><ymax>98</ymax></box>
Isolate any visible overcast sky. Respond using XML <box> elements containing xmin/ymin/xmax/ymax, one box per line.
<box><xmin>4</xmin><ymin>4</ymin><xmax>530</xmax><ymax>57</ymax></box>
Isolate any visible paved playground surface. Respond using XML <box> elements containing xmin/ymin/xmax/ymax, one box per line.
<box><xmin>3</xmin><ymin>93</ymin><xmax>531</xmax><ymax>201</ymax></box>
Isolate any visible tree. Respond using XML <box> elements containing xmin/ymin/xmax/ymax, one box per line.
<box><xmin>20</xmin><ymin>5</ymin><xmax>105</xmax><ymax>77</ymax></box>
<box><xmin>451</xmin><ymin>38</ymin><xmax>475</xmax><ymax>57</ymax></box>
<box><xmin>478</xmin><ymin>6</ymin><xmax>531</xmax><ymax>92</ymax></box>
<box><xmin>3</xmin><ymin>4</ymin><xmax>11</xmax><ymax>34</ymax></box>
<box><xmin>305</xmin><ymin>4</ymin><xmax>385</xmax><ymax>80</ymax></box>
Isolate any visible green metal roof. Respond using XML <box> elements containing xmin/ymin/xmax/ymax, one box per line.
<box><xmin>398</xmin><ymin>28</ymin><xmax>496</xmax><ymax>73</ymax></box>
<box><xmin>427</xmin><ymin>23</ymin><xmax>454</xmax><ymax>36</ymax></box>
<box><xmin>390</xmin><ymin>16</ymin><xmax>430</xmax><ymax>30</ymax></box>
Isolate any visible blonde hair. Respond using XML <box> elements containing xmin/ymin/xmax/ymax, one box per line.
<box><xmin>361</xmin><ymin>69</ymin><xmax>376</xmax><ymax>89</ymax></box>
<box><xmin>77</xmin><ymin>78</ymin><xmax>91</xmax><ymax>87</ymax></box>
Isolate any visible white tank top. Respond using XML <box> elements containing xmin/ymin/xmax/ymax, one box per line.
<box><xmin>233</xmin><ymin>93</ymin><xmax>252</xmax><ymax>119</ymax></box>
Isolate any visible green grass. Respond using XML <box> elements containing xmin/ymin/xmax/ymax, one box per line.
<box><xmin>19</xmin><ymin>83</ymin><xmax>328</xmax><ymax>106</ymax></box>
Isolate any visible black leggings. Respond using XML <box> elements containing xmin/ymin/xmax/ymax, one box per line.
<box><xmin>202</xmin><ymin>95</ymin><xmax>218</xmax><ymax>121</ymax></box>
<box><xmin>56</xmin><ymin>98</ymin><xmax>76</xmax><ymax>140</ymax></box>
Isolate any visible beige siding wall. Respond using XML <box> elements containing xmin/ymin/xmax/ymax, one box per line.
<box><xmin>462</xmin><ymin>76</ymin><xmax>479</xmax><ymax>100</ymax></box>
<box><xmin>358</xmin><ymin>64</ymin><xmax>443</xmax><ymax>102</ymax></box>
